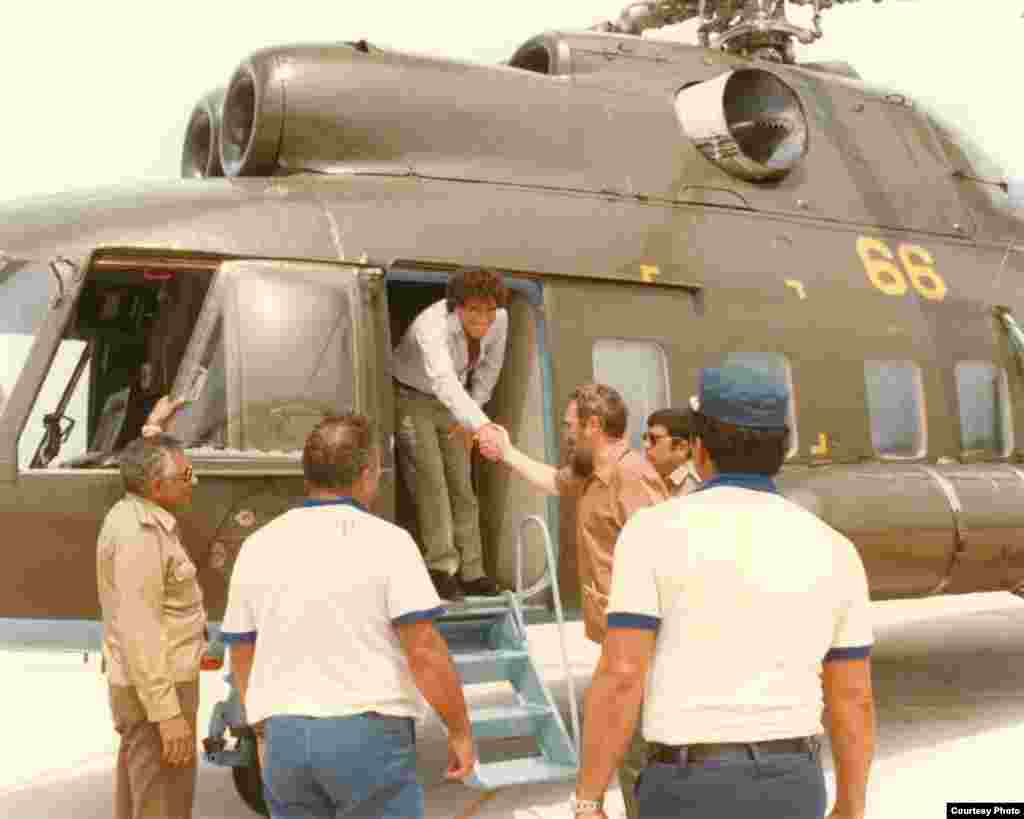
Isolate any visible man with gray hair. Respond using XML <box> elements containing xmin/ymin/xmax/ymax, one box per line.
<box><xmin>221</xmin><ymin>413</ymin><xmax>476</xmax><ymax>819</ymax></box>
<box><xmin>97</xmin><ymin>433</ymin><xmax>205</xmax><ymax>819</ymax></box>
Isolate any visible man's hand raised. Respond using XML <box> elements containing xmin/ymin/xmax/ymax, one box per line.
<box><xmin>143</xmin><ymin>395</ymin><xmax>189</xmax><ymax>436</ymax></box>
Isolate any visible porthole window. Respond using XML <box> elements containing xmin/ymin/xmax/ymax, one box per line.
<box><xmin>955</xmin><ymin>361</ymin><xmax>1012</xmax><ymax>456</ymax></box>
<box><xmin>864</xmin><ymin>360</ymin><xmax>927</xmax><ymax>458</ymax></box>
<box><xmin>593</xmin><ymin>339</ymin><xmax>670</xmax><ymax>450</ymax></box>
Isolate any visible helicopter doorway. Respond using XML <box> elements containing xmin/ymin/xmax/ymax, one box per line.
<box><xmin>385</xmin><ymin>268</ymin><xmax>557</xmax><ymax>595</ymax></box>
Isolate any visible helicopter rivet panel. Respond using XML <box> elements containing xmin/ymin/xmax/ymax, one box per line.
<box><xmin>674</xmin><ymin>68</ymin><xmax>809</xmax><ymax>182</ymax></box>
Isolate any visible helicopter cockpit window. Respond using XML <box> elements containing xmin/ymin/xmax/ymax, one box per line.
<box><xmin>864</xmin><ymin>360</ymin><xmax>927</xmax><ymax>460</ymax></box>
<box><xmin>923</xmin><ymin>103</ymin><xmax>1007</xmax><ymax>183</ymax></box>
<box><xmin>20</xmin><ymin>265</ymin><xmax>213</xmax><ymax>469</ymax></box>
<box><xmin>0</xmin><ymin>259</ymin><xmax>51</xmax><ymax>429</ymax></box>
<box><xmin>171</xmin><ymin>267</ymin><xmax>355</xmax><ymax>454</ymax></box>
<box><xmin>955</xmin><ymin>361</ymin><xmax>1013</xmax><ymax>457</ymax></box>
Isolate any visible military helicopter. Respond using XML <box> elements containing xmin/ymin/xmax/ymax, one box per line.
<box><xmin>0</xmin><ymin>0</ymin><xmax>1022</xmax><ymax>812</ymax></box>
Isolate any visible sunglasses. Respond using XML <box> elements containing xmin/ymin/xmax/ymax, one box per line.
<box><xmin>169</xmin><ymin>465</ymin><xmax>195</xmax><ymax>484</ymax></box>
<box><xmin>642</xmin><ymin>432</ymin><xmax>686</xmax><ymax>447</ymax></box>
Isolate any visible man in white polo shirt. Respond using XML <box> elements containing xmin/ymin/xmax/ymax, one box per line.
<box><xmin>220</xmin><ymin>413</ymin><xmax>476</xmax><ymax>819</ymax></box>
<box><xmin>571</xmin><ymin>367</ymin><xmax>876</xmax><ymax>819</ymax></box>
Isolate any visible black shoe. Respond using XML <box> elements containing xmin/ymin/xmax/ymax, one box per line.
<box><xmin>460</xmin><ymin>575</ymin><xmax>501</xmax><ymax>597</ymax></box>
<box><xmin>429</xmin><ymin>570</ymin><xmax>463</xmax><ymax>601</ymax></box>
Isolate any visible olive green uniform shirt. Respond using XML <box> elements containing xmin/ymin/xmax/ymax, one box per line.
<box><xmin>97</xmin><ymin>494</ymin><xmax>206</xmax><ymax>722</ymax></box>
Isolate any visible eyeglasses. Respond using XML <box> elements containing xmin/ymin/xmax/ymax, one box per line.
<box><xmin>642</xmin><ymin>432</ymin><xmax>684</xmax><ymax>447</ymax></box>
<box><xmin>170</xmin><ymin>465</ymin><xmax>195</xmax><ymax>485</ymax></box>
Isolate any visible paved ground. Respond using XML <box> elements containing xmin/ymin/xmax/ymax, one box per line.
<box><xmin>2</xmin><ymin>591</ymin><xmax>1023</xmax><ymax>818</ymax></box>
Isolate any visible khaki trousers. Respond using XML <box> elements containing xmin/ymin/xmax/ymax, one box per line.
<box><xmin>395</xmin><ymin>386</ymin><xmax>484</xmax><ymax>580</ymax></box>
<box><xmin>619</xmin><ymin>721</ymin><xmax>647</xmax><ymax>819</ymax></box>
<box><xmin>109</xmin><ymin>681</ymin><xmax>199</xmax><ymax>819</ymax></box>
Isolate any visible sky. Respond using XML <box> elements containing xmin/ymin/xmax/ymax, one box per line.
<box><xmin>0</xmin><ymin>0</ymin><xmax>1020</xmax><ymax>204</ymax></box>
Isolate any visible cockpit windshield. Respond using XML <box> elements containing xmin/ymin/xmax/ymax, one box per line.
<box><xmin>0</xmin><ymin>257</ymin><xmax>51</xmax><ymax>422</ymax></box>
<box><xmin>169</xmin><ymin>262</ymin><xmax>357</xmax><ymax>454</ymax></box>
<box><xmin>921</xmin><ymin>101</ymin><xmax>1008</xmax><ymax>183</ymax></box>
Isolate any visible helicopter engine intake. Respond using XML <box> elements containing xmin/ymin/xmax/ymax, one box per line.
<box><xmin>220</xmin><ymin>57</ymin><xmax>285</xmax><ymax>177</ymax></box>
<box><xmin>674</xmin><ymin>69</ymin><xmax>808</xmax><ymax>182</ymax></box>
<box><xmin>181</xmin><ymin>88</ymin><xmax>226</xmax><ymax>179</ymax></box>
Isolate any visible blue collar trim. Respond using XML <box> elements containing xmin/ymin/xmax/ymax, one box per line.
<box><xmin>301</xmin><ymin>497</ymin><xmax>368</xmax><ymax>512</ymax></box>
<box><xmin>698</xmin><ymin>473</ymin><xmax>779</xmax><ymax>495</ymax></box>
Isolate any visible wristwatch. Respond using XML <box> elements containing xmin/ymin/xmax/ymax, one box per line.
<box><xmin>570</xmin><ymin>795</ymin><xmax>603</xmax><ymax>816</ymax></box>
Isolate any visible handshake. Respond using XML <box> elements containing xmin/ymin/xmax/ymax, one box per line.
<box><xmin>448</xmin><ymin>422</ymin><xmax>511</xmax><ymax>462</ymax></box>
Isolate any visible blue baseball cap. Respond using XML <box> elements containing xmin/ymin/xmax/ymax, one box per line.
<box><xmin>696</xmin><ymin>367</ymin><xmax>789</xmax><ymax>429</ymax></box>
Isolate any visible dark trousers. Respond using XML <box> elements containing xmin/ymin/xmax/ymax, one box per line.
<box><xmin>109</xmin><ymin>681</ymin><xmax>199</xmax><ymax>819</ymax></box>
<box><xmin>636</xmin><ymin>745</ymin><xmax>826</xmax><ymax>819</ymax></box>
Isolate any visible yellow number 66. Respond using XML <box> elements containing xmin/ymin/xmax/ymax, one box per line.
<box><xmin>856</xmin><ymin>237</ymin><xmax>948</xmax><ymax>302</ymax></box>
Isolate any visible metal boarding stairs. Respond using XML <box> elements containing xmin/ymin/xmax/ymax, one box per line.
<box><xmin>437</xmin><ymin>515</ymin><xmax>581</xmax><ymax>788</ymax></box>
<box><xmin>203</xmin><ymin>515</ymin><xmax>581</xmax><ymax>792</ymax></box>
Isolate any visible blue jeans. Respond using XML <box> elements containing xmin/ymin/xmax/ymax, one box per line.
<box><xmin>262</xmin><ymin>713</ymin><xmax>423</xmax><ymax>819</ymax></box>
<box><xmin>636</xmin><ymin>746</ymin><xmax>827</xmax><ymax>819</ymax></box>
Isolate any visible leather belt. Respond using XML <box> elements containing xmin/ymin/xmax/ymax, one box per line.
<box><xmin>648</xmin><ymin>737</ymin><xmax>818</xmax><ymax>766</ymax></box>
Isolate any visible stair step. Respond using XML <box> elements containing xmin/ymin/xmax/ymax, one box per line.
<box><xmin>452</xmin><ymin>649</ymin><xmax>528</xmax><ymax>685</ymax></box>
<box><xmin>466</xmin><ymin>757</ymin><xmax>578</xmax><ymax>789</ymax></box>
<box><xmin>469</xmin><ymin>704</ymin><xmax>554</xmax><ymax>739</ymax></box>
<box><xmin>438</xmin><ymin>600</ymin><xmax>548</xmax><ymax>620</ymax></box>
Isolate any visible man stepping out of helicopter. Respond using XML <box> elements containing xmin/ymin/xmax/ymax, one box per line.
<box><xmin>391</xmin><ymin>267</ymin><xmax>510</xmax><ymax>600</ymax></box>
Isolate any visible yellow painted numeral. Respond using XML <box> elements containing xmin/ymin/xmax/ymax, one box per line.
<box><xmin>857</xmin><ymin>237</ymin><xmax>948</xmax><ymax>302</ymax></box>
<box><xmin>856</xmin><ymin>237</ymin><xmax>907</xmax><ymax>296</ymax></box>
<box><xmin>898</xmin><ymin>244</ymin><xmax>948</xmax><ymax>302</ymax></box>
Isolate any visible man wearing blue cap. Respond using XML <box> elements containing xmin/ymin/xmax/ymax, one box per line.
<box><xmin>569</xmin><ymin>367</ymin><xmax>876</xmax><ymax>819</ymax></box>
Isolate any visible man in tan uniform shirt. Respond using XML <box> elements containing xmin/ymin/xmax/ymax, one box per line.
<box><xmin>98</xmin><ymin>431</ymin><xmax>205</xmax><ymax>819</ymax></box>
<box><xmin>479</xmin><ymin>382</ymin><xmax>665</xmax><ymax>819</ymax></box>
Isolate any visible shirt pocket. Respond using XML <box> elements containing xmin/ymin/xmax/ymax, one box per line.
<box><xmin>165</xmin><ymin>553</ymin><xmax>202</xmax><ymax>610</ymax></box>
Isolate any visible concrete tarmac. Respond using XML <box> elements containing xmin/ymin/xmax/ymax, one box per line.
<box><xmin>2</xmin><ymin>592</ymin><xmax>1023</xmax><ymax>818</ymax></box>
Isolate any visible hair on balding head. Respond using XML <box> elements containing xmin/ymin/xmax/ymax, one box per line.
<box><xmin>119</xmin><ymin>434</ymin><xmax>183</xmax><ymax>496</ymax></box>
<box><xmin>302</xmin><ymin>413</ymin><xmax>375</xmax><ymax>490</ymax></box>
<box><xmin>570</xmin><ymin>383</ymin><xmax>628</xmax><ymax>440</ymax></box>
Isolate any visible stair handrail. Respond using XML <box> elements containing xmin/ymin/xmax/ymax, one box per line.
<box><xmin>515</xmin><ymin>514</ymin><xmax>581</xmax><ymax>757</ymax></box>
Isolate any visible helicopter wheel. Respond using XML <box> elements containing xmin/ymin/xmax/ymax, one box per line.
<box><xmin>231</xmin><ymin>758</ymin><xmax>269</xmax><ymax>817</ymax></box>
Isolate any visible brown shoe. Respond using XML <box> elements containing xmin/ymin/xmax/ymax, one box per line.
<box><xmin>460</xmin><ymin>575</ymin><xmax>501</xmax><ymax>597</ymax></box>
<box><xmin>429</xmin><ymin>570</ymin><xmax>463</xmax><ymax>601</ymax></box>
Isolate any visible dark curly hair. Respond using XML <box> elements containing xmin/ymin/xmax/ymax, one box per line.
<box><xmin>446</xmin><ymin>267</ymin><xmax>509</xmax><ymax>312</ymax></box>
<box><xmin>647</xmin><ymin>408</ymin><xmax>694</xmax><ymax>442</ymax></box>
<box><xmin>302</xmin><ymin>413</ymin><xmax>375</xmax><ymax>489</ymax></box>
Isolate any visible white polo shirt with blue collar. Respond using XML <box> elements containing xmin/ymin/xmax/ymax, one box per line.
<box><xmin>220</xmin><ymin>497</ymin><xmax>445</xmax><ymax>724</ymax></box>
<box><xmin>606</xmin><ymin>473</ymin><xmax>874</xmax><ymax>745</ymax></box>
